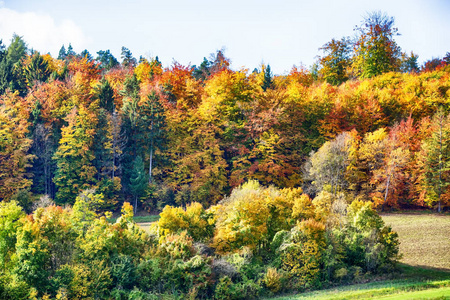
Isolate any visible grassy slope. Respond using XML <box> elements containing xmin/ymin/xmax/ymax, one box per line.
<box><xmin>109</xmin><ymin>214</ymin><xmax>160</xmax><ymax>225</ymax></box>
<box><xmin>272</xmin><ymin>265</ymin><xmax>450</xmax><ymax>299</ymax></box>
<box><xmin>381</xmin><ymin>213</ymin><xmax>450</xmax><ymax>270</ymax></box>
<box><xmin>270</xmin><ymin>212</ymin><xmax>450</xmax><ymax>300</ymax></box>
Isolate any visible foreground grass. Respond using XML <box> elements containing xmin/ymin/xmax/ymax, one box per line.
<box><xmin>274</xmin><ymin>281</ymin><xmax>450</xmax><ymax>300</ymax></box>
<box><xmin>271</xmin><ymin>265</ymin><xmax>450</xmax><ymax>299</ymax></box>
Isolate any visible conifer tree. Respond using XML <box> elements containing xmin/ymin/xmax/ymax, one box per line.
<box><xmin>53</xmin><ymin>105</ymin><xmax>98</xmax><ymax>204</ymax></box>
<box><xmin>58</xmin><ymin>45</ymin><xmax>67</xmax><ymax>60</ymax></box>
<box><xmin>421</xmin><ymin>109</ymin><xmax>450</xmax><ymax>212</ymax></box>
<box><xmin>0</xmin><ymin>34</ymin><xmax>27</xmax><ymax>96</ymax></box>
<box><xmin>140</xmin><ymin>92</ymin><xmax>166</xmax><ymax>183</ymax></box>
<box><xmin>129</xmin><ymin>155</ymin><xmax>148</xmax><ymax>213</ymax></box>
<box><xmin>121</xmin><ymin>46</ymin><xmax>137</xmax><ymax>68</ymax></box>
<box><xmin>262</xmin><ymin>64</ymin><xmax>273</xmax><ymax>91</ymax></box>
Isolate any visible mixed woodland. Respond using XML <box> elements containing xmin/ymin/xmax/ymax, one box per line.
<box><xmin>0</xmin><ymin>12</ymin><xmax>449</xmax><ymax>299</ymax></box>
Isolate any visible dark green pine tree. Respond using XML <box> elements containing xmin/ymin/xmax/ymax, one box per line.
<box><xmin>141</xmin><ymin>92</ymin><xmax>167</xmax><ymax>183</ymax></box>
<box><xmin>129</xmin><ymin>155</ymin><xmax>148</xmax><ymax>213</ymax></box>
<box><xmin>6</xmin><ymin>34</ymin><xmax>27</xmax><ymax>63</ymax></box>
<box><xmin>444</xmin><ymin>52</ymin><xmax>450</xmax><ymax>65</ymax></box>
<box><xmin>93</xmin><ymin>108</ymin><xmax>113</xmax><ymax>179</ymax></box>
<box><xmin>193</xmin><ymin>57</ymin><xmax>211</xmax><ymax>81</ymax></box>
<box><xmin>30</xmin><ymin>123</ymin><xmax>56</xmax><ymax>197</ymax></box>
<box><xmin>121</xmin><ymin>74</ymin><xmax>142</xmax><ymax>155</ymax></box>
<box><xmin>96</xmin><ymin>50</ymin><xmax>119</xmax><ymax>71</ymax></box>
<box><xmin>422</xmin><ymin>109</ymin><xmax>450</xmax><ymax>213</ymax></box>
<box><xmin>0</xmin><ymin>39</ymin><xmax>7</xmax><ymax>95</ymax></box>
<box><xmin>58</xmin><ymin>45</ymin><xmax>67</xmax><ymax>60</ymax></box>
<box><xmin>97</xmin><ymin>78</ymin><xmax>115</xmax><ymax>112</ymax></box>
<box><xmin>92</xmin><ymin>108</ymin><xmax>121</xmax><ymax>210</ymax></box>
<box><xmin>66</xmin><ymin>43</ymin><xmax>76</xmax><ymax>57</ymax></box>
<box><xmin>80</xmin><ymin>49</ymin><xmax>93</xmax><ymax>61</ymax></box>
<box><xmin>120</xmin><ymin>74</ymin><xmax>148</xmax><ymax>201</ymax></box>
<box><xmin>262</xmin><ymin>64</ymin><xmax>273</xmax><ymax>91</ymax></box>
<box><xmin>0</xmin><ymin>40</ymin><xmax>5</xmax><ymax>62</ymax></box>
<box><xmin>121</xmin><ymin>46</ymin><xmax>137</xmax><ymax>68</ymax></box>
<box><xmin>0</xmin><ymin>34</ymin><xmax>27</xmax><ymax>96</ymax></box>
<box><xmin>23</xmin><ymin>52</ymin><xmax>51</xmax><ymax>88</ymax></box>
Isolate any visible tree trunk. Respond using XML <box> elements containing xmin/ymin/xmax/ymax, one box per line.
<box><xmin>383</xmin><ymin>172</ymin><xmax>391</xmax><ymax>211</ymax></box>
<box><xmin>439</xmin><ymin>117</ymin><xmax>442</xmax><ymax>213</ymax></box>
<box><xmin>149</xmin><ymin>144</ymin><xmax>153</xmax><ymax>184</ymax></box>
<box><xmin>44</xmin><ymin>157</ymin><xmax>48</xmax><ymax>195</ymax></box>
<box><xmin>148</xmin><ymin>105</ymin><xmax>154</xmax><ymax>184</ymax></box>
<box><xmin>112</xmin><ymin>116</ymin><xmax>116</xmax><ymax>179</ymax></box>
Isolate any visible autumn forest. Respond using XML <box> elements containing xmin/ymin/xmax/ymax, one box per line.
<box><xmin>0</xmin><ymin>11</ymin><xmax>449</xmax><ymax>299</ymax></box>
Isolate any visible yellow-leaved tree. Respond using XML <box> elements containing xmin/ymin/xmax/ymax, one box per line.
<box><xmin>0</xmin><ymin>91</ymin><xmax>34</xmax><ymax>200</ymax></box>
<box><xmin>212</xmin><ymin>181</ymin><xmax>306</xmax><ymax>255</ymax></box>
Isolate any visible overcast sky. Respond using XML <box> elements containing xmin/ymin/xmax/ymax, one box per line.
<box><xmin>1</xmin><ymin>0</ymin><xmax>449</xmax><ymax>74</ymax></box>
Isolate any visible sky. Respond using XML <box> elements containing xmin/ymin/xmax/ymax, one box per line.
<box><xmin>0</xmin><ymin>0</ymin><xmax>449</xmax><ymax>75</ymax></box>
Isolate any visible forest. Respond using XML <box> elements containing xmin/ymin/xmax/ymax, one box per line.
<box><xmin>0</xmin><ymin>11</ymin><xmax>449</xmax><ymax>299</ymax></box>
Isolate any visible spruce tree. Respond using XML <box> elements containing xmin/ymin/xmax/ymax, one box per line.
<box><xmin>129</xmin><ymin>156</ymin><xmax>148</xmax><ymax>213</ymax></box>
<box><xmin>58</xmin><ymin>45</ymin><xmax>67</xmax><ymax>60</ymax></box>
<box><xmin>262</xmin><ymin>64</ymin><xmax>273</xmax><ymax>91</ymax></box>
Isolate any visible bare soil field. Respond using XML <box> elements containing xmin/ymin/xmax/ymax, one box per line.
<box><xmin>381</xmin><ymin>212</ymin><xmax>450</xmax><ymax>270</ymax></box>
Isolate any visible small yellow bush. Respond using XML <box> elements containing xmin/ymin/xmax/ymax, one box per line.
<box><xmin>263</xmin><ymin>267</ymin><xmax>282</xmax><ymax>293</ymax></box>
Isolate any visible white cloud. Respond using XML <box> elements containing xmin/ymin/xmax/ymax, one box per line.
<box><xmin>0</xmin><ymin>8</ymin><xmax>90</xmax><ymax>55</ymax></box>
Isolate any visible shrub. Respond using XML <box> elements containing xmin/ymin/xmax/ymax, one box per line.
<box><xmin>212</xmin><ymin>181</ymin><xmax>299</xmax><ymax>255</ymax></box>
<box><xmin>157</xmin><ymin>202</ymin><xmax>215</xmax><ymax>241</ymax></box>
<box><xmin>278</xmin><ymin>220</ymin><xmax>326</xmax><ymax>289</ymax></box>
<box><xmin>0</xmin><ymin>274</ymin><xmax>34</xmax><ymax>300</ymax></box>
<box><xmin>63</xmin><ymin>263</ymin><xmax>112</xmax><ymax>300</ymax></box>
<box><xmin>338</xmin><ymin>200</ymin><xmax>400</xmax><ymax>273</ymax></box>
<box><xmin>10</xmin><ymin>189</ymin><xmax>34</xmax><ymax>213</ymax></box>
<box><xmin>137</xmin><ymin>258</ymin><xmax>164</xmax><ymax>293</ymax></box>
<box><xmin>212</xmin><ymin>259</ymin><xmax>239</xmax><ymax>281</ymax></box>
<box><xmin>263</xmin><ymin>267</ymin><xmax>282</xmax><ymax>293</ymax></box>
<box><xmin>334</xmin><ymin>267</ymin><xmax>349</xmax><ymax>282</ymax></box>
<box><xmin>158</xmin><ymin>255</ymin><xmax>212</xmax><ymax>296</ymax></box>
<box><xmin>32</xmin><ymin>194</ymin><xmax>54</xmax><ymax>211</ymax></box>
<box><xmin>159</xmin><ymin>231</ymin><xmax>195</xmax><ymax>260</ymax></box>
<box><xmin>110</xmin><ymin>254</ymin><xmax>138</xmax><ymax>290</ymax></box>
<box><xmin>214</xmin><ymin>276</ymin><xmax>261</xmax><ymax>300</ymax></box>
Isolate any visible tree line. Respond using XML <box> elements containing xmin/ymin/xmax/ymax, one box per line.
<box><xmin>1</xmin><ymin>12</ymin><xmax>450</xmax><ymax>213</ymax></box>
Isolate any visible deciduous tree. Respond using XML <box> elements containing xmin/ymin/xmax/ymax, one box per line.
<box><xmin>352</xmin><ymin>12</ymin><xmax>401</xmax><ymax>78</ymax></box>
<box><xmin>318</xmin><ymin>37</ymin><xmax>352</xmax><ymax>85</ymax></box>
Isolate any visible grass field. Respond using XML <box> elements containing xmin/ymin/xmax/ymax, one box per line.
<box><xmin>109</xmin><ymin>214</ymin><xmax>160</xmax><ymax>225</ymax></box>
<box><xmin>381</xmin><ymin>212</ymin><xmax>450</xmax><ymax>270</ymax></box>
<box><xmin>270</xmin><ymin>212</ymin><xmax>450</xmax><ymax>299</ymax></box>
<box><xmin>272</xmin><ymin>274</ymin><xmax>450</xmax><ymax>299</ymax></box>
<box><xmin>138</xmin><ymin>222</ymin><xmax>154</xmax><ymax>233</ymax></box>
